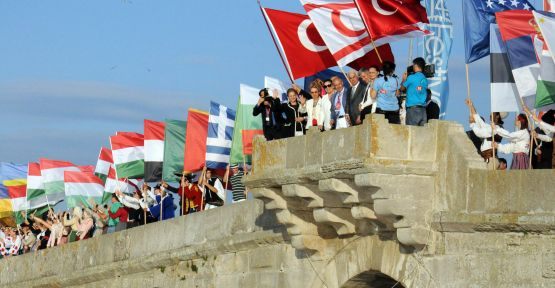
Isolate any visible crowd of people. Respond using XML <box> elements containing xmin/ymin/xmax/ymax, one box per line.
<box><xmin>0</xmin><ymin>164</ymin><xmax>247</xmax><ymax>258</ymax></box>
<box><xmin>252</xmin><ymin>57</ymin><xmax>440</xmax><ymax>141</ymax></box>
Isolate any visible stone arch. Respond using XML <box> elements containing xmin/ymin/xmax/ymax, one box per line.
<box><xmin>309</xmin><ymin>236</ymin><xmax>413</xmax><ymax>288</ymax></box>
<box><xmin>341</xmin><ymin>270</ymin><xmax>405</xmax><ymax>288</ymax></box>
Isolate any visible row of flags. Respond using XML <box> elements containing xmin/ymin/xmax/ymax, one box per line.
<box><xmin>463</xmin><ymin>0</ymin><xmax>555</xmax><ymax>112</ymax></box>
<box><xmin>0</xmin><ymin>83</ymin><xmax>271</xmax><ymax>223</ymax></box>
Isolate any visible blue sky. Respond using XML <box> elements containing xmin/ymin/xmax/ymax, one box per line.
<box><xmin>1</xmin><ymin>0</ymin><xmax>531</xmax><ymax>165</ymax></box>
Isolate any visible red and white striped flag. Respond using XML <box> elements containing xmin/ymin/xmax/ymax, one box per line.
<box><xmin>110</xmin><ymin>132</ymin><xmax>145</xmax><ymax>179</ymax></box>
<box><xmin>40</xmin><ymin>158</ymin><xmax>82</xmax><ymax>205</ymax></box>
<box><xmin>144</xmin><ymin>119</ymin><xmax>165</xmax><ymax>182</ymax></box>
<box><xmin>64</xmin><ymin>171</ymin><xmax>104</xmax><ymax>208</ymax></box>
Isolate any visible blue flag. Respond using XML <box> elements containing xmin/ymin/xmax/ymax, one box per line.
<box><xmin>304</xmin><ymin>69</ymin><xmax>347</xmax><ymax>93</ymax></box>
<box><xmin>424</xmin><ymin>0</ymin><xmax>453</xmax><ymax>119</ymax></box>
<box><xmin>463</xmin><ymin>0</ymin><xmax>534</xmax><ymax>64</ymax></box>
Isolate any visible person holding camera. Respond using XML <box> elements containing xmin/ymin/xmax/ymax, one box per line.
<box><xmin>253</xmin><ymin>88</ymin><xmax>281</xmax><ymax>141</ymax></box>
<box><xmin>401</xmin><ymin>57</ymin><xmax>429</xmax><ymax>126</ymax></box>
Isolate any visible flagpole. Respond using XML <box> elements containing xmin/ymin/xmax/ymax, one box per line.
<box><xmin>258</xmin><ymin>0</ymin><xmax>295</xmax><ymax>83</ymax></box>
<box><xmin>408</xmin><ymin>39</ymin><xmax>414</xmax><ymax>66</ymax></box>
<box><xmin>353</xmin><ymin>0</ymin><xmax>383</xmax><ymax>63</ymax></box>
<box><xmin>491</xmin><ymin>114</ymin><xmax>497</xmax><ymax>171</ymax></box>
<box><xmin>180</xmin><ymin>174</ymin><xmax>185</xmax><ymax>216</ymax></box>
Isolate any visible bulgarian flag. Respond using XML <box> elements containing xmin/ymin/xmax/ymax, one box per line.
<box><xmin>0</xmin><ymin>163</ymin><xmax>29</xmax><ymax>223</ymax></box>
<box><xmin>533</xmin><ymin>11</ymin><xmax>555</xmax><ymax>108</ymax></box>
<box><xmin>184</xmin><ymin>109</ymin><xmax>209</xmax><ymax>172</ymax></box>
<box><xmin>110</xmin><ymin>132</ymin><xmax>145</xmax><ymax>179</ymax></box>
<box><xmin>27</xmin><ymin>162</ymin><xmax>56</xmax><ymax>209</ymax></box>
<box><xmin>230</xmin><ymin>84</ymin><xmax>264</xmax><ymax>165</ymax></box>
<box><xmin>162</xmin><ymin>119</ymin><xmax>187</xmax><ymax>182</ymax></box>
<box><xmin>64</xmin><ymin>171</ymin><xmax>104</xmax><ymax>208</ymax></box>
<box><xmin>40</xmin><ymin>158</ymin><xmax>81</xmax><ymax>205</ymax></box>
<box><xmin>94</xmin><ymin>147</ymin><xmax>113</xmax><ymax>183</ymax></box>
<box><xmin>103</xmin><ymin>165</ymin><xmax>136</xmax><ymax>203</ymax></box>
<box><xmin>144</xmin><ymin>119</ymin><xmax>165</xmax><ymax>182</ymax></box>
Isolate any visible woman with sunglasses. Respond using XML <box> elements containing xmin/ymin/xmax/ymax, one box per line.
<box><xmin>305</xmin><ymin>83</ymin><xmax>331</xmax><ymax>131</ymax></box>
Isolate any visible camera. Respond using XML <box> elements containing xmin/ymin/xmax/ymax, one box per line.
<box><xmin>407</xmin><ymin>64</ymin><xmax>435</xmax><ymax>78</ymax></box>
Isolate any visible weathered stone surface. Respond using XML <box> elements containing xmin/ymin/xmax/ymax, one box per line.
<box><xmin>4</xmin><ymin>115</ymin><xmax>555</xmax><ymax>287</ymax></box>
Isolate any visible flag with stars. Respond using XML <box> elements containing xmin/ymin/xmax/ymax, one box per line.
<box><xmin>205</xmin><ymin>101</ymin><xmax>236</xmax><ymax>169</ymax></box>
<box><xmin>463</xmin><ymin>0</ymin><xmax>535</xmax><ymax>63</ymax></box>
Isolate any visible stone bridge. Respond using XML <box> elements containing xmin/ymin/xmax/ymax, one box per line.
<box><xmin>2</xmin><ymin>115</ymin><xmax>555</xmax><ymax>287</ymax></box>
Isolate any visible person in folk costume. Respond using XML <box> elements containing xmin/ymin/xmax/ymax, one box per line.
<box><xmin>163</xmin><ymin>172</ymin><xmax>203</xmax><ymax>215</ymax></box>
<box><xmin>465</xmin><ymin>98</ymin><xmax>506</xmax><ymax>169</ymax></box>
<box><xmin>146</xmin><ymin>183</ymin><xmax>175</xmax><ymax>221</ymax></box>
<box><xmin>526</xmin><ymin>108</ymin><xmax>555</xmax><ymax>169</ymax></box>
<box><xmin>0</xmin><ymin>228</ymin><xmax>21</xmax><ymax>257</ymax></box>
<box><xmin>493</xmin><ymin>114</ymin><xmax>531</xmax><ymax>170</ymax></box>
<box><xmin>107</xmin><ymin>194</ymin><xmax>128</xmax><ymax>233</ymax></box>
<box><xmin>199</xmin><ymin>166</ymin><xmax>226</xmax><ymax>210</ymax></box>
<box><xmin>272</xmin><ymin>88</ymin><xmax>306</xmax><ymax>138</ymax></box>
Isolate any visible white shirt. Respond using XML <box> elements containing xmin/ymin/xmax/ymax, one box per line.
<box><xmin>359</xmin><ymin>80</ymin><xmax>376</xmax><ymax>113</ymax></box>
<box><xmin>470</xmin><ymin>114</ymin><xmax>500</xmax><ymax>152</ymax></box>
<box><xmin>496</xmin><ymin>127</ymin><xmax>530</xmax><ymax>154</ymax></box>
<box><xmin>306</xmin><ymin>97</ymin><xmax>332</xmax><ymax>131</ymax></box>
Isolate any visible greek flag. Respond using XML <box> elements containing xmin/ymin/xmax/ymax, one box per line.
<box><xmin>206</xmin><ymin>101</ymin><xmax>236</xmax><ymax>169</ymax></box>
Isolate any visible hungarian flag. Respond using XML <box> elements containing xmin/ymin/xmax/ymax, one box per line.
<box><xmin>94</xmin><ymin>147</ymin><xmax>113</xmax><ymax>183</ymax></box>
<box><xmin>27</xmin><ymin>162</ymin><xmax>55</xmax><ymax>209</ymax></box>
<box><xmin>102</xmin><ymin>165</ymin><xmax>136</xmax><ymax>203</ymax></box>
<box><xmin>64</xmin><ymin>171</ymin><xmax>104</xmax><ymax>208</ymax></box>
<box><xmin>300</xmin><ymin>0</ymin><xmax>396</xmax><ymax>66</ymax></box>
<box><xmin>533</xmin><ymin>11</ymin><xmax>555</xmax><ymax>108</ymax></box>
<box><xmin>0</xmin><ymin>163</ymin><xmax>28</xmax><ymax>222</ymax></box>
<box><xmin>354</xmin><ymin>0</ymin><xmax>429</xmax><ymax>41</ymax></box>
<box><xmin>496</xmin><ymin>10</ymin><xmax>540</xmax><ymax>108</ymax></box>
<box><xmin>110</xmin><ymin>132</ymin><xmax>145</xmax><ymax>179</ymax></box>
<box><xmin>144</xmin><ymin>119</ymin><xmax>165</xmax><ymax>182</ymax></box>
<box><xmin>184</xmin><ymin>109</ymin><xmax>209</xmax><ymax>172</ymax></box>
<box><xmin>162</xmin><ymin>119</ymin><xmax>187</xmax><ymax>182</ymax></box>
<box><xmin>40</xmin><ymin>158</ymin><xmax>82</xmax><ymax>205</ymax></box>
<box><xmin>230</xmin><ymin>84</ymin><xmax>264</xmax><ymax>165</ymax></box>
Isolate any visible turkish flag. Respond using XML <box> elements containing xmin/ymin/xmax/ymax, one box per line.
<box><xmin>354</xmin><ymin>0</ymin><xmax>429</xmax><ymax>41</ymax></box>
<box><xmin>262</xmin><ymin>8</ymin><xmax>338</xmax><ymax>80</ymax></box>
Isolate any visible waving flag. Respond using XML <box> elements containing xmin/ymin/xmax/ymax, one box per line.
<box><xmin>265</xmin><ymin>76</ymin><xmax>288</xmax><ymax>103</ymax></box>
<box><xmin>64</xmin><ymin>171</ymin><xmax>104</xmax><ymax>208</ymax></box>
<box><xmin>463</xmin><ymin>0</ymin><xmax>535</xmax><ymax>63</ymax></box>
<box><xmin>40</xmin><ymin>158</ymin><xmax>81</xmax><ymax>205</ymax></box>
<box><xmin>546</xmin><ymin>0</ymin><xmax>554</xmax><ymax>11</ymax></box>
<box><xmin>103</xmin><ymin>165</ymin><xmax>136</xmax><ymax>203</ymax></box>
<box><xmin>496</xmin><ymin>10</ymin><xmax>539</xmax><ymax>108</ymax></box>
<box><xmin>184</xmin><ymin>109</ymin><xmax>209</xmax><ymax>172</ymax></box>
<box><xmin>261</xmin><ymin>7</ymin><xmax>338</xmax><ymax>80</ymax></box>
<box><xmin>490</xmin><ymin>24</ymin><xmax>520</xmax><ymax>112</ymax></box>
<box><xmin>27</xmin><ymin>162</ymin><xmax>54</xmax><ymax>209</ymax></box>
<box><xmin>94</xmin><ymin>147</ymin><xmax>113</xmax><ymax>183</ymax></box>
<box><xmin>423</xmin><ymin>0</ymin><xmax>453</xmax><ymax>118</ymax></box>
<box><xmin>206</xmin><ymin>102</ymin><xmax>236</xmax><ymax>169</ymax></box>
<box><xmin>110</xmin><ymin>132</ymin><xmax>145</xmax><ymax>179</ymax></box>
<box><xmin>354</xmin><ymin>0</ymin><xmax>429</xmax><ymax>41</ymax></box>
<box><xmin>533</xmin><ymin>11</ymin><xmax>555</xmax><ymax>108</ymax></box>
<box><xmin>144</xmin><ymin>119</ymin><xmax>165</xmax><ymax>182</ymax></box>
<box><xmin>0</xmin><ymin>163</ymin><xmax>28</xmax><ymax>220</ymax></box>
<box><xmin>162</xmin><ymin>119</ymin><xmax>187</xmax><ymax>182</ymax></box>
<box><xmin>300</xmin><ymin>0</ymin><xmax>395</xmax><ymax>67</ymax></box>
<box><xmin>230</xmin><ymin>84</ymin><xmax>264</xmax><ymax>165</ymax></box>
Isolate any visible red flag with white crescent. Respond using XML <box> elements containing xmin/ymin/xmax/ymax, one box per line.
<box><xmin>354</xmin><ymin>0</ymin><xmax>429</xmax><ymax>41</ymax></box>
<box><xmin>262</xmin><ymin>8</ymin><xmax>338</xmax><ymax>80</ymax></box>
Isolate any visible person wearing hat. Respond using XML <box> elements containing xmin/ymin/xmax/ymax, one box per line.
<box><xmin>224</xmin><ymin>163</ymin><xmax>247</xmax><ymax>203</ymax></box>
<box><xmin>161</xmin><ymin>172</ymin><xmax>203</xmax><ymax>215</ymax></box>
<box><xmin>465</xmin><ymin>98</ymin><xmax>505</xmax><ymax>168</ymax></box>
<box><xmin>147</xmin><ymin>183</ymin><xmax>175</xmax><ymax>221</ymax></box>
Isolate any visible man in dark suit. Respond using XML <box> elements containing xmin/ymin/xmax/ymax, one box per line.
<box><xmin>329</xmin><ymin>76</ymin><xmax>351</xmax><ymax>129</ymax></box>
<box><xmin>347</xmin><ymin>70</ymin><xmax>367</xmax><ymax>125</ymax></box>
<box><xmin>253</xmin><ymin>88</ymin><xmax>280</xmax><ymax>140</ymax></box>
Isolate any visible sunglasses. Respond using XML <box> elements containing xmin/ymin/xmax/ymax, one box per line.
<box><xmin>324</xmin><ymin>84</ymin><xmax>332</xmax><ymax>88</ymax></box>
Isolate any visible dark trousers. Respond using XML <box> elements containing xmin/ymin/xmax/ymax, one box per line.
<box><xmin>375</xmin><ymin>108</ymin><xmax>400</xmax><ymax>124</ymax></box>
<box><xmin>406</xmin><ymin>106</ymin><xmax>427</xmax><ymax>126</ymax></box>
<box><xmin>360</xmin><ymin>105</ymin><xmax>373</xmax><ymax>123</ymax></box>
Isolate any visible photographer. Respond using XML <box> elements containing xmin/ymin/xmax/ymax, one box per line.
<box><xmin>253</xmin><ymin>88</ymin><xmax>280</xmax><ymax>141</ymax></box>
<box><xmin>401</xmin><ymin>57</ymin><xmax>429</xmax><ymax>126</ymax></box>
